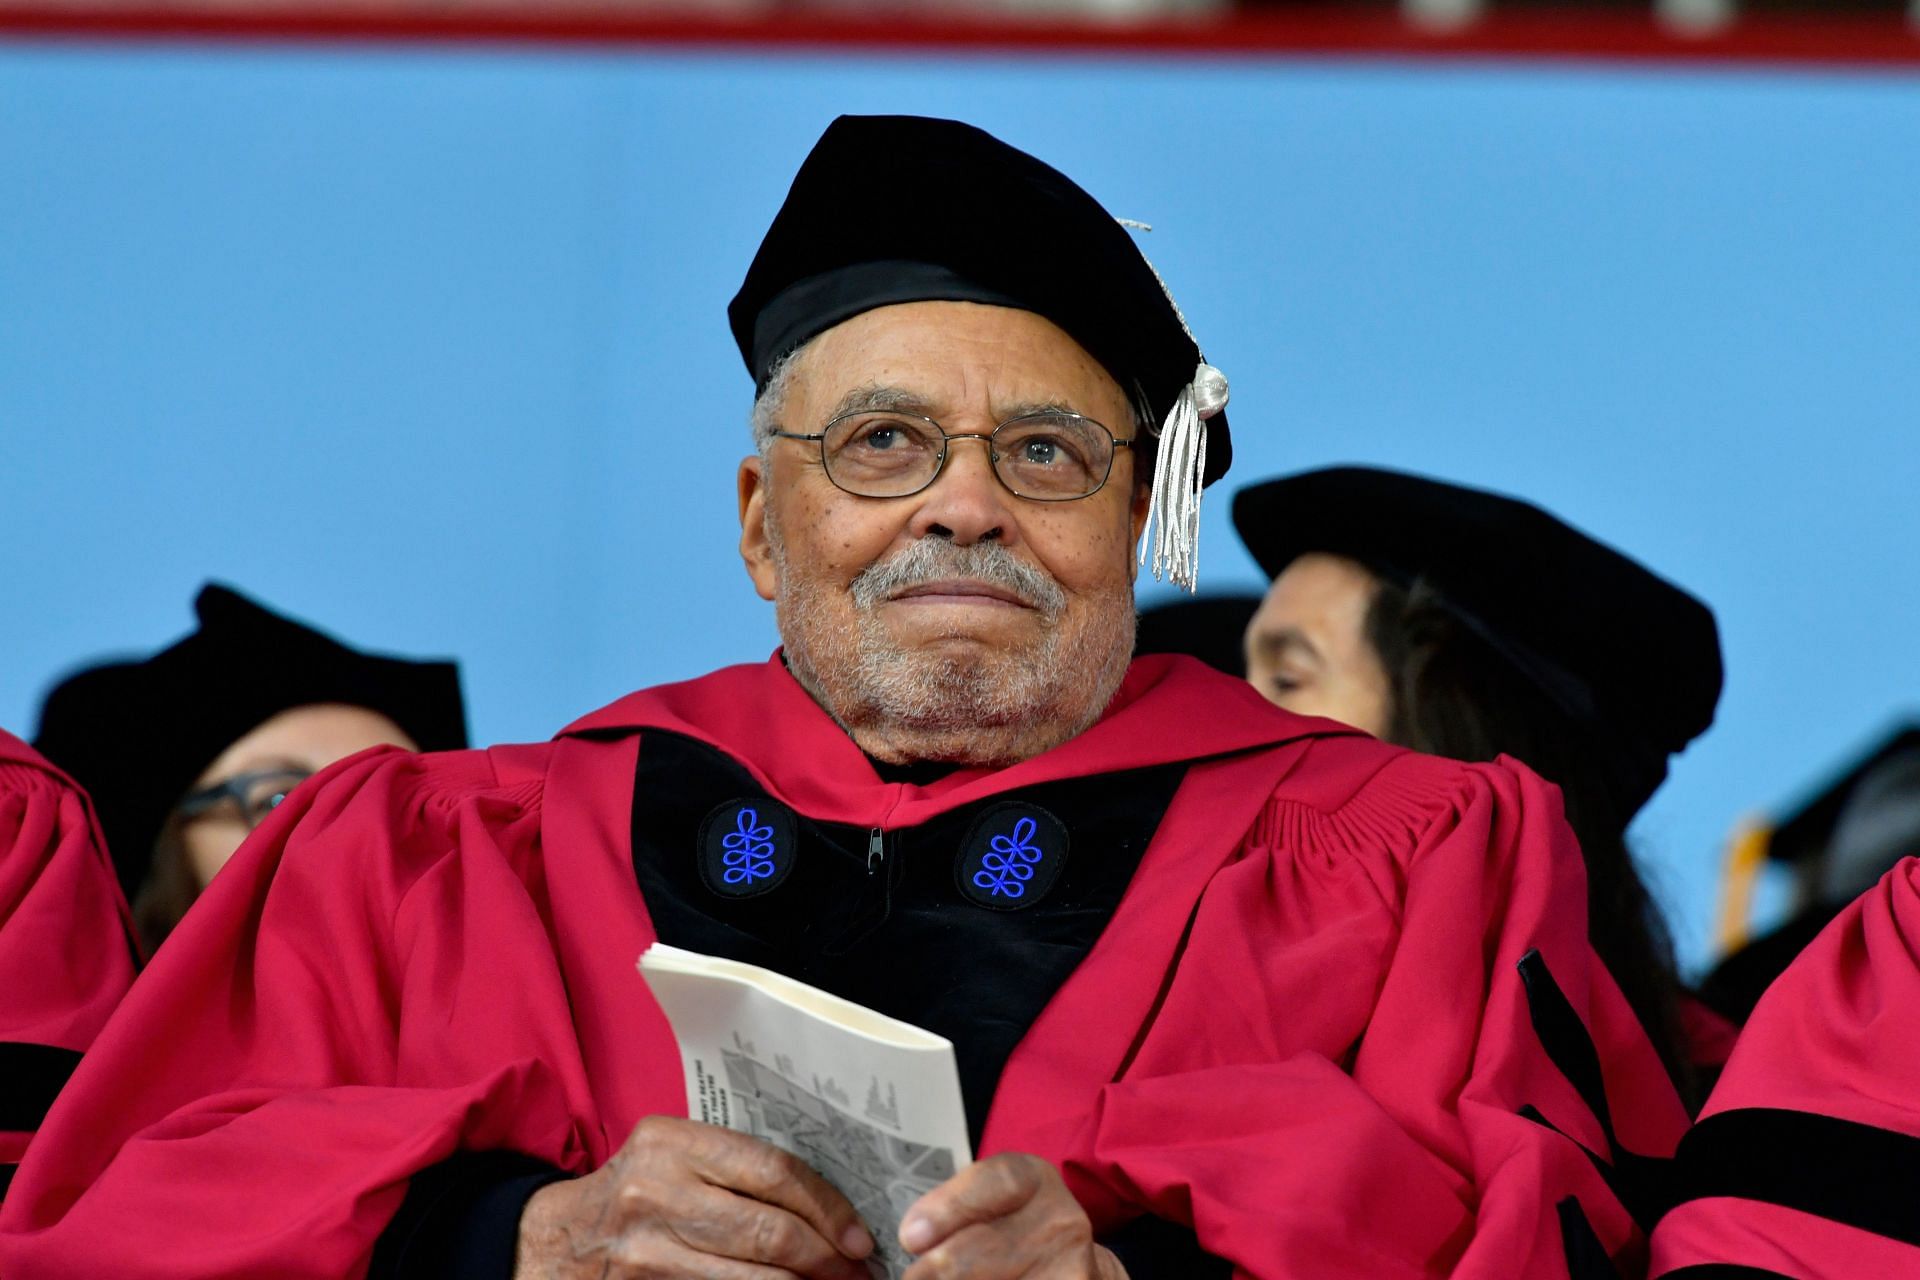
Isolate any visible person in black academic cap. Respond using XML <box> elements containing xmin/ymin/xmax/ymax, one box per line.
<box><xmin>1699</xmin><ymin>725</ymin><xmax>1920</xmax><ymax>1024</ymax></box>
<box><xmin>1645</xmin><ymin>766</ymin><xmax>1920</xmax><ymax>1273</ymax></box>
<box><xmin>33</xmin><ymin>583</ymin><xmax>468</xmax><ymax>953</ymax></box>
<box><xmin>0</xmin><ymin>121</ymin><xmax>1687</xmax><ymax>1280</ymax></box>
<box><xmin>1233</xmin><ymin>465</ymin><xmax>1728</xmax><ymax>1099</ymax></box>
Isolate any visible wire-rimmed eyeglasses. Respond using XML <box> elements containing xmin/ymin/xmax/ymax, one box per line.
<box><xmin>771</xmin><ymin>410</ymin><xmax>1135</xmax><ymax>502</ymax></box>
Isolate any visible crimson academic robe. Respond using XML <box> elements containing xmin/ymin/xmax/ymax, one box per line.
<box><xmin>1651</xmin><ymin>856</ymin><xmax>1920</xmax><ymax>1278</ymax></box>
<box><xmin>0</xmin><ymin>729</ymin><xmax>138</xmax><ymax>1196</ymax></box>
<box><xmin>0</xmin><ymin>655</ymin><xmax>1687</xmax><ymax>1277</ymax></box>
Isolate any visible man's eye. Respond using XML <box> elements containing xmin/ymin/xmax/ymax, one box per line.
<box><xmin>860</xmin><ymin>426</ymin><xmax>901</xmax><ymax>450</ymax></box>
<box><xmin>1022</xmin><ymin>438</ymin><xmax>1060</xmax><ymax>465</ymax></box>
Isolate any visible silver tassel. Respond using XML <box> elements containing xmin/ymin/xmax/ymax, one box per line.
<box><xmin>1141</xmin><ymin>361</ymin><xmax>1227</xmax><ymax>592</ymax></box>
<box><xmin>1120</xmin><ymin>219</ymin><xmax>1229</xmax><ymax>593</ymax></box>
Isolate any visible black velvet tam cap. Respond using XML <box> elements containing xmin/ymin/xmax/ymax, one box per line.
<box><xmin>33</xmin><ymin>584</ymin><xmax>468</xmax><ymax>898</ymax></box>
<box><xmin>729</xmin><ymin>114</ymin><xmax>1231</xmax><ymax>487</ymax></box>
<box><xmin>1135</xmin><ymin>594</ymin><xmax>1262</xmax><ymax>679</ymax></box>
<box><xmin>1232</xmin><ymin>466</ymin><xmax>1723</xmax><ymax>812</ymax></box>
<box><xmin>1768</xmin><ymin>725</ymin><xmax>1920</xmax><ymax>871</ymax></box>
<box><xmin>1700</xmin><ymin>724</ymin><xmax>1920</xmax><ymax>1020</ymax></box>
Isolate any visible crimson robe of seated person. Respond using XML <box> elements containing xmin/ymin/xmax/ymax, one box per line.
<box><xmin>0</xmin><ymin>729</ymin><xmax>138</xmax><ymax>1196</ymax></box>
<box><xmin>0</xmin><ymin>656</ymin><xmax>1686</xmax><ymax>1277</ymax></box>
<box><xmin>1653</xmin><ymin>856</ymin><xmax>1920</xmax><ymax>1278</ymax></box>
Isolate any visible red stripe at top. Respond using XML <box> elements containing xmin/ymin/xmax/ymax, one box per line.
<box><xmin>1</xmin><ymin>4</ymin><xmax>1918</xmax><ymax>70</ymax></box>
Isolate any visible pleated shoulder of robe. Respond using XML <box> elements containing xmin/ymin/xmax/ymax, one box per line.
<box><xmin>1652</xmin><ymin>855</ymin><xmax>1920</xmax><ymax>1279</ymax></box>
<box><xmin>0</xmin><ymin>728</ymin><xmax>138</xmax><ymax>1197</ymax></box>
<box><xmin>0</xmin><ymin>655</ymin><xmax>1688</xmax><ymax>1278</ymax></box>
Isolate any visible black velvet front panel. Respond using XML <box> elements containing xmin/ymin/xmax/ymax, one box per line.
<box><xmin>629</xmin><ymin>730</ymin><xmax>1187</xmax><ymax>1149</ymax></box>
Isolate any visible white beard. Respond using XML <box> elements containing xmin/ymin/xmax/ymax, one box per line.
<box><xmin>771</xmin><ymin>526</ymin><xmax>1136</xmax><ymax>765</ymax></box>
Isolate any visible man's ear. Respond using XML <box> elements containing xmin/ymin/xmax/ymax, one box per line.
<box><xmin>1128</xmin><ymin>477</ymin><xmax>1153</xmax><ymax>571</ymax></box>
<box><xmin>738</xmin><ymin>456</ymin><xmax>779</xmax><ymax>602</ymax></box>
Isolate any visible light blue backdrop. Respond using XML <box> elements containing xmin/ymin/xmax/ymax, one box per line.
<box><xmin>5</xmin><ymin>41</ymin><xmax>1918</xmax><ymax>973</ymax></box>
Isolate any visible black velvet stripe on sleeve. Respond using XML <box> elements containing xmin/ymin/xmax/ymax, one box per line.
<box><xmin>1517</xmin><ymin>953</ymin><xmax>1615</xmax><ymax>1147</ymax></box>
<box><xmin>1514</xmin><ymin>951</ymin><xmax>1678</xmax><ymax>1232</ymax></box>
<box><xmin>1671</xmin><ymin>1107</ymin><xmax>1920</xmax><ymax>1249</ymax></box>
<box><xmin>366</xmin><ymin>1151</ymin><xmax>569</xmax><ymax>1280</ymax></box>
<box><xmin>1659</xmin><ymin>1268</ymin><xmax>1797</xmax><ymax>1279</ymax></box>
<box><xmin>1556</xmin><ymin>1197</ymin><xmax>1622</xmax><ymax>1280</ymax></box>
<box><xmin>0</xmin><ymin>1042</ymin><xmax>84</xmax><ymax>1132</ymax></box>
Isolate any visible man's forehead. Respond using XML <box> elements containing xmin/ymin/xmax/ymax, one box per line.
<box><xmin>805</xmin><ymin>300</ymin><xmax>1096</xmax><ymax>361</ymax></box>
<box><xmin>820</xmin><ymin>382</ymin><xmax>1092</xmax><ymax>423</ymax></box>
<box><xmin>786</xmin><ymin>301</ymin><xmax>1129</xmax><ymax>418</ymax></box>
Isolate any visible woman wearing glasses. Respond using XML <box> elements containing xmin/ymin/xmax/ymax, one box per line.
<box><xmin>33</xmin><ymin>584</ymin><xmax>467</xmax><ymax>953</ymax></box>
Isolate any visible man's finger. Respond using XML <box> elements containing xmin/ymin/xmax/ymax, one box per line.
<box><xmin>663</xmin><ymin>1183</ymin><xmax>874</xmax><ymax>1280</ymax></box>
<box><xmin>898</xmin><ymin>1155</ymin><xmax>1047</xmax><ymax>1255</ymax></box>
<box><xmin>900</xmin><ymin>1220</ymin><xmax>1027</xmax><ymax>1280</ymax></box>
<box><xmin>681</xmin><ymin>1123</ymin><xmax>875</xmax><ymax>1260</ymax></box>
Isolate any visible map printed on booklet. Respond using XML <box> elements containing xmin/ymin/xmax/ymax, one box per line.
<box><xmin>638</xmin><ymin>944</ymin><xmax>974</xmax><ymax>1279</ymax></box>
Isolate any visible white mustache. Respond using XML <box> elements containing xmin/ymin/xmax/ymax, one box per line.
<box><xmin>849</xmin><ymin>540</ymin><xmax>1066</xmax><ymax>617</ymax></box>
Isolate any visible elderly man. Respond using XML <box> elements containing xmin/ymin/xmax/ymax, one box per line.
<box><xmin>0</xmin><ymin>117</ymin><xmax>1683</xmax><ymax>1280</ymax></box>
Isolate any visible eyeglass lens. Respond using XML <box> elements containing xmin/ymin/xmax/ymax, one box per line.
<box><xmin>180</xmin><ymin>768</ymin><xmax>313</xmax><ymax>829</ymax></box>
<box><xmin>821</xmin><ymin>412</ymin><xmax>1115</xmax><ymax>500</ymax></box>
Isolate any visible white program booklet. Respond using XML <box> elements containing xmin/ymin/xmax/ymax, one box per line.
<box><xmin>638</xmin><ymin>943</ymin><xmax>974</xmax><ymax>1279</ymax></box>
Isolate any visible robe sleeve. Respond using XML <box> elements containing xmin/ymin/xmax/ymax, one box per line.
<box><xmin>0</xmin><ymin>746</ymin><xmax>600</xmax><ymax>1279</ymax></box>
<box><xmin>1651</xmin><ymin>856</ymin><xmax>1920</xmax><ymax>1279</ymax></box>
<box><xmin>1058</xmin><ymin>750</ymin><xmax>1690</xmax><ymax>1280</ymax></box>
<box><xmin>0</xmin><ymin>733</ymin><xmax>137</xmax><ymax>1189</ymax></box>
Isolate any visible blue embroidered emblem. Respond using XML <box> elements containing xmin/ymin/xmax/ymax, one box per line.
<box><xmin>720</xmin><ymin>807</ymin><xmax>777</xmax><ymax>885</ymax></box>
<box><xmin>973</xmin><ymin>816</ymin><xmax>1043</xmax><ymax>899</ymax></box>
<box><xmin>956</xmin><ymin>802</ymin><xmax>1069</xmax><ymax>911</ymax></box>
<box><xmin>698</xmin><ymin>798</ymin><xmax>797</xmax><ymax>899</ymax></box>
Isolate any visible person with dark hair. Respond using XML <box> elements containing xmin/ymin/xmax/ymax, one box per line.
<box><xmin>1</xmin><ymin>120</ymin><xmax>1684</xmax><ymax>1280</ymax></box>
<box><xmin>1233</xmin><ymin>466</ymin><xmax>1730</xmax><ymax>1100</ymax></box>
<box><xmin>0</xmin><ymin>729</ymin><xmax>137</xmax><ymax>1201</ymax></box>
<box><xmin>33</xmin><ymin>583</ymin><xmax>469</xmax><ymax>953</ymax></box>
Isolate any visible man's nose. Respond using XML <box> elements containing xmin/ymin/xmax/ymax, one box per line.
<box><xmin>906</xmin><ymin>434</ymin><xmax>1012</xmax><ymax>546</ymax></box>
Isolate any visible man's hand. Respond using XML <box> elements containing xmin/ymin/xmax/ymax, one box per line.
<box><xmin>896</xmin><ymin>1154</ymin><xmax>1128</xmax><ymax>1280</ymax></box>
<box><xmin>513</xmin><ymin>1115</ymin><xmax>875</xmax><ymax>1279</ymax></box>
